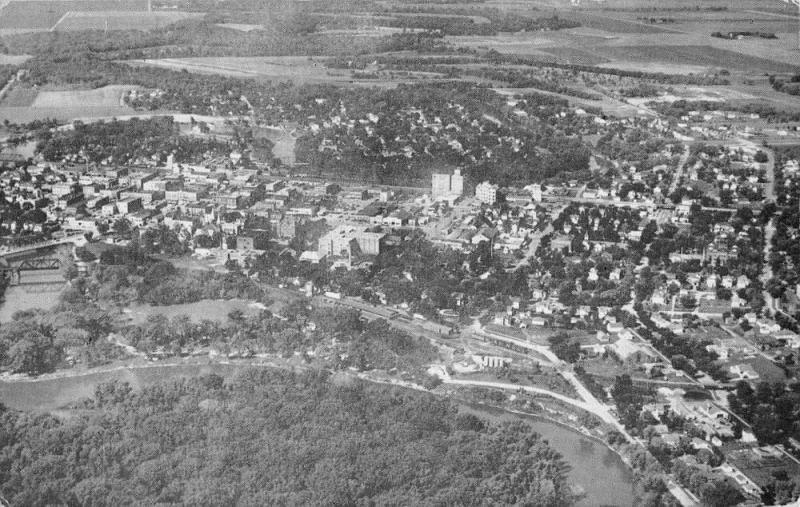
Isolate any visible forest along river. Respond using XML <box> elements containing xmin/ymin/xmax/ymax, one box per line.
<box><xmin>0</xmin><ymin>364</ymin><xmax>634</xmax><ymax>507</ymax></box>
<box><xmin>462</xmin><ymin>404</ymin><xmax>634</xmax><ymax>506</ymax></box>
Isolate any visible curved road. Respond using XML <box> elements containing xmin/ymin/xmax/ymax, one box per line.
<box><xmin>443</xmin><ymin>378</ymin><xmax>607</xmax><ymax>418</ymax></box>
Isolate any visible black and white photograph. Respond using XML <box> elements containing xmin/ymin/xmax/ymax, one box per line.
<box><xmin>0</xmin><ymin>0</ymin><xmax>797</xmax><ymax>505</ymax></box>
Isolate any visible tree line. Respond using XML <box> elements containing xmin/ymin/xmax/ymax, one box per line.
<box><xmin>0</xmin><ymin>368</ymin><xmax>580</xmax><ymax>505</ymax></box>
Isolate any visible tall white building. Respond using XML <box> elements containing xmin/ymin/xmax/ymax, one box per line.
<box><xmin>431</xmin><ymin>169</ymin><xmax>464</xmax><ymax>202</ymax></box>
<box><xmin>531</xmin><ymin>183</ymin><xmax>542</xmax><ymax>203</ymax></box>
<box><xmin>475</xmin><ymin>181</ymin><xmax>499</xmax><ymax>205</ymax></box>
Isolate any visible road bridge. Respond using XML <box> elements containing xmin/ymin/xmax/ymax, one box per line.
<box><xmin>0</xmin><ymin>234</ymin><xmax>85</xmax><ymax>259</ymax></box>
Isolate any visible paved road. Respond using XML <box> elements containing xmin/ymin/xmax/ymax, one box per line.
<box><xmin>760</xmin><ymin>147</ymin><xmax>777</xmax><ymax>312</ymax></box>
<box><xmin>667</xmin><ymin>479</ymin><xmax>700</xmax><ymax>507</ymax></box>
<box><xmin>763</xmin><ymin>146</ymin><xmax>776</xmax><ymax>203</ymax></box>
<box><xmin>668</xmin><ymin>144</ymin><xmax>691</xmax><ymax>196</ymax></box>
<box><xmin>474</xmin><ymin>327</ymin><xmax>636</xmax><ymax>440</ymax></box>
<box><xmin>513</xmin><ymin>203</ymin><xmax>567</xmax><ymax>270</ymax></box>
<box><xmin>442</xmin><ymin>377</ymin><xmax>603</xmax><ymax>413</ymax></box>
<box><xmin>0</xmin><ymin>70</ymin><xmax>22</xmax><ymax>103</ymax></box>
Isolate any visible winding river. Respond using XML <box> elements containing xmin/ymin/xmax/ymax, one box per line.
<box><xmin>0</xmin><ymin>363</ymin><xmax>634</xmax><ymax>506</ymax></box>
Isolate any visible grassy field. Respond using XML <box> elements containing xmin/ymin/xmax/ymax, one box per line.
<box><xmin>53</xmin><ymin>11</ymin><xmax>202</xmax><ymax>32</ymax></box>
<box><xmin>128</xmin><ymin>57</ymin><xmax>445</xmax><ymax>87</ymax></box>
<box><xmin>129</xmin><ymin>57</ymin><xmax>357</xmax><ymax>83</ymax></box>
<box><xmin>0</xmin><ymin>285</ymin><xmax>63</xmax><ymax>323</ymax></box>
<box><xmin>0</xmin><ymin>84</ymin><xmax>141</xmax><ymax>122</ymax></box>
<box><xmin>0</xmin><ymin>86</ymin><xmax>38</xmax><ymax>107</ymax></box>
<box><xmin>0</xmin><ymin>1</ymin><xmax>67</xmax><ymax>29</ymax></box>
<box><xmin>594</xmin><ymin>44</ymin><xmax>800</xmax><ymax>73</ymax></box>
<box><xmin>0</xmin><ymin>0</ymin><xmax>150</xmax><ymax>30</ymax></box>
<box><xmin>31</xmin><ymin>84</ymin><xmax>137</xmax><ymax>108</ymax></box>
<box><xmin>0</xmin><ymin>363</ymin><xmax>281</xmax><ymax>412</ymax></box>
<box><xmin>559</xmin><ymin>11</ymin><xmax>673</xmax><ymax>34</ymax></box>
<box><xmin>259</xmin><ymin>125</ymin><xmax>298</xmax><ymax>165</ymax></box>
<box><xmin>0</xmin><ymin>105</ymin><xmax>139</xmax><ymax>123</ymax></box>
<box><xmin>536</xmin><ymin>46</ymin><xmax>610</xmax><ymax>66</ymax></box>
<box><xmin>214</xmin><ymin>23</ymin><xmax>263</xmax><ymax>32</ymax></box>
<box><xmin>124</xmin><ymin>299</ymin><xmax>268</xmax><ymax>325</ymax></box>
<box><xmin>452</xmin><ymin>0</ymin><xmax>800</xmax><ymax>79</ymax></box>
<box><xmin>565</xmin><ymin>0</ymin><xmax>788</xmax><ymax>10</ymax></box>
<box><xmin>447</xmin><ymin>33</ymin><xmax>567</xmax><ymax>55</ymax></box>
<box><xmin>0</xmin><ymin>54</ymin><xmax>30</xmax><ymax>65</ymax></box>
<box><xmin>596</xmin><ymin>61</ymin><xmax>715</xmax><ymax>75</ymax></box>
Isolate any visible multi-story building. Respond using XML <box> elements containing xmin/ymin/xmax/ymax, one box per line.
<box><xmin>120</xmin><ymin>191</ymin><xmax>155</xmax><ymax>205</ymax></box>
<box><xmin>142</xmin><ymin>178</ymin><xmax>168</xmax><ymax>193</ymax></box>
<box><xmin>318</xmin><ymin>225</ymin><xmax>385</xmax><ymax>259</ymax></box>
<box><xmin>475</xmin><ymin>181</ymin><xmax>499</xmax><ymax>205</ymax></box>
<box><xmin>52</xmin><ymin>182</ymin><xmax>76</xmax><ymax>197</ymax></box>
<box><xmin>271</xmin><ymin>214</ymin><xmax>301</xmax><ymax>239</ymax></box>
<box><xmin>431</xmin><ymin>169</ymin><xmax>464</xmax><ymax>202</ymax></box>
<box><xmin>123</xmin><ymin>171</ymin><xmax>157</xmax><ymax>190</ymax></box>
<box><xmin>530</xmin><ymin>183</ymin><xmax>542</xmax><ymax>202</ymax></box>
<box><xmin>165</xmin><ymin>186</ymin><xmax>207</xmax><ymax>203</ymax></box>
<box><xmin>117</xmin><ymin>196</ymin><xmax>143</xmax><ymax>215</ymax></box>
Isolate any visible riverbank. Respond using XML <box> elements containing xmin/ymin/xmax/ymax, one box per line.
<box><xmin>0</xmin><ymin>283</ymin><xmax>64</xmax><ymax>322</ymax></box>
<box><xmin>0</xmin><ymin>358</ymin><xmax>636</xmax><ymax>505</ymax></box>
<box><xmin>461</xmin><ymin>402</ymin><xmax>635</xmax><ymax>505</ymax></box>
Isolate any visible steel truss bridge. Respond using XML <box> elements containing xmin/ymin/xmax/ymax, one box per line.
<box><xmin>0</xmin><ymin>258</ymin><xmax>62</xmax><ymax>285</ymax></box>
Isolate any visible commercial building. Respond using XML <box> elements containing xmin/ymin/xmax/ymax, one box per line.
<box><xmin>117</xmin><ymin>196</ymin><xmax>143</xmax><ymax>215</ymax></box>
<box><xmin>318</xmin><ymin>225</ymin><xmax>385</xmax><ymax>259</ymax></box>
<box><xmin>431</xmin><ymin>169</ymin><xmax>464</xmax><ymax>202</ymax></box>
<box><xmin>475</xmin><ymin>181</ymin><xmax>499</xmax><ymax>205</ymax></box>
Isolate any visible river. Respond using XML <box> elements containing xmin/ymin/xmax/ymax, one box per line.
<box><xmin>0</xmin><ymin>284</ymin><xmax>64</xmax><ymax>323</ymax></box>
<box><xmin>0</xmin><ymin>363</ymin><xmax>634</xmax><ymax>506</ymax></box>
<box><xmin>462</xmin><ymin>404</ymin><xmax>634</xmax><ymax>507</ymax></box>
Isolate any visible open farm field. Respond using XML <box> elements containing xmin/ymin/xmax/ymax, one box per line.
<box><xmin>31</xmin><ymin>84</ymin><xmax>137</xmax><ymax>108</ymax></box>
<box><xmin>571</xmin><ymin>0</ymin><xmax>786</xmax><ymax>9</ymax></box>
<box><xmin>0</xmin><ymin>2</ymin><xmax>64</xmax><ymax>29</ymax></box>
<box><xmin>674</xmin><ymin>19</ymin><xmax>795</xmax><ymax>35</ymax></box>
<box><xmin>0</xmin><ymin>0</ymin><xmax>150</xmax><ymax>30</ymax></box>
<box><xmin>593</xmin><ymin>44</ymin><xmax>800</xmax><ymax>73</ymax></box>
<box><xmin>558</xmin><ymin>11</ymin><xmax>673</xmax><ymax>34</ymax></box>
<box><xmin>53</xmin><ymin>10</ymin><xmax>202</xmax><ymax>31</ymax></box>
<box><xmin>0</xmin><ymin>54</ymin><xmax>30</xmax><ymax>65</ymax></box>
<box><xmin>316</xmin><ymin>26</ymin><xmax>411</xmax><ymax>36</ymax></box>
<box><xmin>447</xmin><ymin>33</ymin><xmax>566</xmax><ymax>54</ymax></box>
<box><xmin>536</xmin><ymin>47</ymin><xmax>609</xmax><ymax>65</ymax></box>
<box><xmin>214</xmin><ymin>23</ymin><xmax>263</xmax><ymax>32</ymax></box>
<box><xmin>710</xmin><ymin>39</ymin><xmax>800</xmax><ymax>70</ymax></box>
<box><xmin>128</xmin><ymin>56</ymin><xmax>445</xmax><ymax>86</ymax></box>
<box><xmin>0</xmin><ymin>105</ymin><xmax>136</xmax><ymax>123</ymax></box>
<box><xmin>724</xmin><ymin>82</ymin><xmax>800</xmax><ymax>113</ymax></box>
<box><xmin>0</xmin><ymin>86</ymin><xmax>141</xmax><ymax>123</ymax></box>
<box><xmin>311</xmin><ymin>11</ymin><xmax>492</xmax><ymax>24</ymax></box>
<box><xmin>129</xmin><ymin>56</ymin><xmax>356</xmax><ymax>83</ymax></box>
<box><xmin>384</xmin><ymin>12</ymin><xmax>492</xmax><ymax>24</ymax></box>
<box><xmin>596</xmin><ymin>61</ymin><xmax>716</xmax><ymax>75</ymax></box>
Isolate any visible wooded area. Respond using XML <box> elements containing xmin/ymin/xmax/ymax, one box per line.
<box><xmin>0</xmin><ymin>369</ymin><xmax>579</xmax><ymax>505</ymax></box>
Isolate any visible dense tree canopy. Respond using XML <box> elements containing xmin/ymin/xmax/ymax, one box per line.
<box><xmin>0</xmin><ymin>369</ymin><xmax>579</xmax><ymax>506</ymax></box>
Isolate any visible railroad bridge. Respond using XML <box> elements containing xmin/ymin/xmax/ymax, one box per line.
<box><xmin>0</xmin><ymin>258</ymin><xmax>62</xmax><ymax>286</ymax></box>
